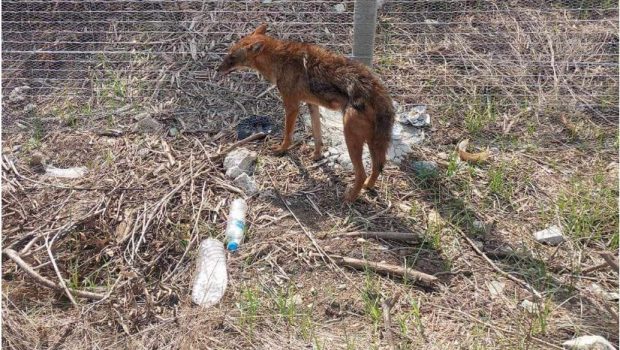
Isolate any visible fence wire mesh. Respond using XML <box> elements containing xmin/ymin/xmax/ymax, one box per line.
<box><xmin>2</xmin><ymin>0</ymin><xmax>618</xmax><ymax>131</ymax></box>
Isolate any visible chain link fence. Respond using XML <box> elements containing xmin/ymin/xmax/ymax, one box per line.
<box><xmin>2</xmin><ymin>0</ymin><xmax>618</xmax><ymax>131</ymax></box>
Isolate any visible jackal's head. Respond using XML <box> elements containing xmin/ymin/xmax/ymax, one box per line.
<box><xmin>216</xmin><ymin>24</ymin><xmax>268</xmax><ymax>78</ymax></box>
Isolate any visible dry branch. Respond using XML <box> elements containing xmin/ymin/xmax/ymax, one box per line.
<box><xmin>209</xmin><ymin>132</ymin><xmax>267</xmax><ymax>161</ymax></box>
<box><xmin>382</xmin><ymin>292</ymin><xmax>401</xmax><ymax>350</ymax></box>
<box><xmin>3</xmin><ymin>248</ymin><xmax>105</xmax><ymax>300</ymax></box>
<box><xmin>328</xmin><ymin>254</ymin><xmax>438</xmax><ymax>286</ymax></box>
<box><xmin>600</xmin><ymin>252</ymin><xmax>619</xmax><ymax>273</ymax></box>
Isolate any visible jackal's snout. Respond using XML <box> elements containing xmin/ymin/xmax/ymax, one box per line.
<box><xmin>216</xmin><ymin>55</ymin><xmax>235</xmax><ymax>79</ymax></box>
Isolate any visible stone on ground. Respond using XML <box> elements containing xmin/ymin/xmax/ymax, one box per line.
<box><xmin>533</xmin><ymin>225</ymin><xmax>565</xmax><ymax>245</ymax></box>
<box><xmin>223</xmin><ymin>148</ymin><xmax>257</xmax><ymax>178</ymax></box>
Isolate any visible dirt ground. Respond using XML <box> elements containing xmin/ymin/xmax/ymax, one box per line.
<box><xmin>2</xmin><ymin>98</ymin><xmax>618</xmax><ymax>349</ymax></box>
<box><xmin>2</xmin><ymin>1</ymin><xmax>619</xmax><ymax>349</ymax></box>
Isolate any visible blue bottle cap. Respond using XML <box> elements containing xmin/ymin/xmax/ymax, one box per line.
<box><xmin>227</xmin><ymin>242</ymin><xmax>239</xmax><ymax>251</ymax></box>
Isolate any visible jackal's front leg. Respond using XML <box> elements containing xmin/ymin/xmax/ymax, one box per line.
<box><xmin>273</xmin><ymin>98</ymin><xmax>300</xmax><ymax>155</ymax></box>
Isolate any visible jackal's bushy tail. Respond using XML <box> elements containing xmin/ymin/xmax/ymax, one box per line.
<box><xmin>370</xmin><ymin>93</ymin><xmax>394</xmax><ymax>171</ymax></box>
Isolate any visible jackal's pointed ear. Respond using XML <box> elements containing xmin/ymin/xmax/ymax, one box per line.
<box><xmin>253</xmin><ymin>23</ymin><xmax>268</xmax><ymax>35</ymax></box>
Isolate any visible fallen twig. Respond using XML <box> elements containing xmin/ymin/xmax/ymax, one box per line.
<box><xmin>600</xmin><ymin>252</ymin><xmax>619</xmax><ymax>273</ymax></box>
<box><xmin>256</xmin><ymin>85</ymin><xmax>277</xmax><ymax>99</ymax></box>
<box><xmin>582</xmin><ymin>262</ymin><xmax>609</xmax><ymax>275</ymax></box>
<box><xmin>339</xmin><ymin>231</ymin><xmax>421</xmax><ymax>242</ymax></box>
<box><xmin>382</xmin><ymin>292</ymin><xmax>401</xmax><ymax>350</ymax></box>
<box><xmin>210</xmin><ymin>132</ymin><xmax>267</xmax><ymax>161</ymax></box>
<box><xmin>3</xmin><ymin>248</ymin><xmax>105</xmax><ymax>300</ymax></box>
<box><xmin>318</xmin><ymin>253</ymin><xmax>438</xmax><ymax>286</ymax></box>
<box><xmin>45</xmin><ymin>235</ymin><xmax>78</xmax><ymax>307</ymax></box>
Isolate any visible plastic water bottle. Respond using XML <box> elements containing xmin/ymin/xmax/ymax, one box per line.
<box><xmin>191</xmin><ymin>238</ymin><xmax>228</xmax><ymax>307</ymax></box>
<box><xmin>225</xmin><ymin>198</ymin><xmax>247</xmax><ymax>251</ymax></box>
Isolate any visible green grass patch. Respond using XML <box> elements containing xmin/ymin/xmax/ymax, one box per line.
<box><xmin>464</xmin><ymin>95</ymin><xmax>497</xmax><ymax>134</ymax></box>
<box><xmin>552</xmin><ymin>174</ymin><xmax>618</xmax><ymax>248</ymax></box>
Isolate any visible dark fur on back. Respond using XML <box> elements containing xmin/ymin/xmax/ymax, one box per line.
<box><xmin>270</xmin><ymin>41</ymin><xmax>395</xmax><ymax>159</ymax></box>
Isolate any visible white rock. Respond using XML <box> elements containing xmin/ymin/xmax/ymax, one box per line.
<box><xmin>334</xmin><ymin>3</ymin><xmax>346</xmax><ymax>13</ymax></box>
<box><xmin>8</xmin><ymin>86</ymin><xmax>30</xmax><ymax>104</ymax></box>
<box><xmin>562</xmin><ymin>335</ymin><xmax>617</xmax><ymax>350</ymax></box>
<box><xmin>233</xmin><ymin>173</ymin><xmax>258</xmax><ymax>195</ymax></box>
<box><xmin>337</xmin><ymin>153</ymin><xmax>353</xmax><ymax>171</ymax></box>
<box><xmin>22</xmin><ymin>103</ymin><xmax>36</xmax><ymax>114</ymax></box>
<box><xmin>520</xmin><ymin>300</ymin><xmax>540</xmax><ymax>314</ymax></box>
<box><xmin>137</xmin><ymin>148</ymin><xmax>150</xmax><ymax>158</ymax></box>
<box><xmin>225</xmin><ymin>165</ymin><xmax>244</xmax><ymax>179</ymax></box>
<box><xmin>473</xmin><ymin>220</ymin><xmax>485</xmax><ymax>231</ymax></box>
<box><xmin>223</xmin><ymin>148</ymin><xmax>257</xmax><ymax>177</ymax></box>
<box><xmin>534</xmin><ymin>225</ymin><xmax>565</xmax><ymax>245</ymax></box>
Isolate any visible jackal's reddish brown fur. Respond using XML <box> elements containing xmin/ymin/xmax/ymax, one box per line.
<box><xmin>217</xmin><ymin>24</ymin><xmax>394</xmax><ymax>202</ymax></box>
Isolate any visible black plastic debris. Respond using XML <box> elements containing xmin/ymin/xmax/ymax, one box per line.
<box><xmin>236</xmin><ymin>115</ymin><xmax>274</xmax><ymax>140</ymax></box>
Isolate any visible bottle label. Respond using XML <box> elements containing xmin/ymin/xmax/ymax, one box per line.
<box><xmin>232</xmin><ymin>219</ymin><xmax>244</xmax><ymax>231</ymax></box>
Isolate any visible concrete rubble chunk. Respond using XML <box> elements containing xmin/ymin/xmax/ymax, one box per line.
<box><xmin>44</xmin><ymin>166</ymin><xmax>88</xmax><ymax>179</ymax></box>
<box><xmin>534</xmin><ymin>225</ymin><xmax>565</xmax><ymax>245</ymax></box>
<box><xmin>562</xmin><ymin>335</ymin><xmax>617</xmax><ymax>350</ymax></box>
<box><xmin>223</xmin><ymin>148</ymin><xmax>257</xmax><ymax>178</ymax></box>
<box><xmin>225</xmin><ymin>165</ymin><xmax>244</xmax><ymax>179</ymax></box>
<box><xmin>233</xmin><ymin>173</ymin><xmax>258</xmax><ymax>195</ymax></box>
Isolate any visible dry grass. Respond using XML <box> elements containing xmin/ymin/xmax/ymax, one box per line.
<box><xmin>2</xmin><ymin>1</ymin><xmax>619</xmax><ymax>349</ymax></box>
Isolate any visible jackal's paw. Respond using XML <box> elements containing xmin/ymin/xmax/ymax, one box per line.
<box><xmin>343</xmin><ymin>188</ymin><xmax>359</xmax><ymax>203</ymax></box>
<box><xmin>272</xmin><ymin>145</ymin><xmax>288</xmax><ymax>156</ymax></box>
<box><xmin>362</xmin><ymin>178</ymin><xmax>375</xmax><ymax>190</ymax></box>
<box><xmin>311</xmin><ymin>151</ymin><xmax>323</xmax><ymax>162</ymax></box>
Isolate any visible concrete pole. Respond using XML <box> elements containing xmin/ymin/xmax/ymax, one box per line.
<box><xmin>352</xmin><ymin>0</ymin><xmax>378</xmax><ymax>67</ymax></box>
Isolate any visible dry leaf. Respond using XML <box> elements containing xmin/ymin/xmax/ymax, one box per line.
<box><xmin>427</xmin><ymin>209</ymin><xmax>444</xmax><ymax>230</ymax></box>
<box><xmin>115</xmin><ymin>210</ymin><xmax>134</xmax><ymax>244</ymax></box>
<box><xmin>457</xmin><ymin>139</ymin><xmax>490</xmax><ymax>163</ymax></box>
<box><xmin>560</xmin><ymin>115</ymin><xmax>577</xmax><ymax>135</ymax></box>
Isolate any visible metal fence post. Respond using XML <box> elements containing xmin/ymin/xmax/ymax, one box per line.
<box><xmin>352</xmin><ymin>0</ymin><xmax>379</xmax><ymax>67</ymax></box>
